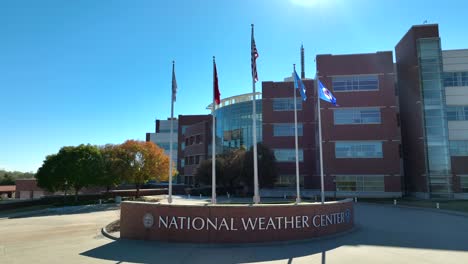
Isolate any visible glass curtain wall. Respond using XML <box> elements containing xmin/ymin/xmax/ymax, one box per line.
<box><xmin>417</xmin><ymin>38</ymin><xmax>452</xmax><ymax>197</ymax></box>
<box><xmin>215</xmin><ymin>100</ymin><xmax>262</xmax><ymax>151</ymax></box>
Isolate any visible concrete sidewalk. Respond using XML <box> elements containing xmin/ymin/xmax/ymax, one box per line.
<box><xmin>1</xmin><ymin>202</ymin><xmax>468</xmax><ymax>263</ymax></box>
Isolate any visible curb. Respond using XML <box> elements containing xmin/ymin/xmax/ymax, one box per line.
<box><xmin>359</xmin><ymin>202</ymin><xmax>468</xmax><ymax>218</ymax></box>
<box><xmin>101</xmin><ymin>222</ymin><xmax>119</xmax><ymax>241</ymax></box>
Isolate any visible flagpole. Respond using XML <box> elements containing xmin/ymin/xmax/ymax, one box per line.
<box><xmin>168</xmin><ymin>60</ymin><xmax>175</xmax><ymax>204</ymax></box>
<box><xmin>316</xmin><ymin>75</ymin><xmax>325</xmax><ymax>204</ymax></box>
<box><xmin>212</xmin><ymin>56</ymin><xmax>217</xmax><ymax>204</ymax></box>
<box><xmin>251</xmin><ymin>24</ymin><xmax>260</xmax><ymax>204</ymax></box>
<box><xmin>293</xmin><ymin>65</ymin><xmax>301</xmax><ymax>204</ymax></box>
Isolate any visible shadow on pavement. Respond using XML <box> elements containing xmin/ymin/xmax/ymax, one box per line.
<box><xmin>81</xmin><ymin>203</ymin><xmax>468</xmax><ymax>264</ymax></box>
<box><xmin>82</xmin><ymin>237</ymin><xmax>339</xmax><ymax>264</ymax></box>
<box><xmin>4</xmin><ymin>204</ymin><xmax>120</xmax><ymax>219</ymax></box>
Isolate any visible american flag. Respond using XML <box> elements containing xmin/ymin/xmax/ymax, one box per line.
<box><xmin>251</xmin><ymin>25</ymin><xmax>259</xmax><ymax>82</ymax></box>
<box><xmin>172</xmin><ymin>61</ymin><xmax>177</xmax><ymax>102</ymax></box>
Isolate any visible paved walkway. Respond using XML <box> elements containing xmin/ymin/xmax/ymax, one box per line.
<box><xmin>1</xmin><ymin>203</ymin><xmax>468</xmax><ymax>263</ymax></box>
<box><xmin>155</xmin><ymin>195</ymin><xmax>327</xmax><ymax>205</ymax></box>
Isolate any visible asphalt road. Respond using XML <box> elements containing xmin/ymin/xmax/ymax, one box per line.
<box><xmin>1</xmin><ymin>203</ymin><xmax>468</xmax><ymax>264</ymax></box>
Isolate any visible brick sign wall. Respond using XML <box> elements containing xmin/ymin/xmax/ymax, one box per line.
<box><xmin>120</xmin><ymin>199</ymin><xmax>354</xmax><ymax>243</ymax></box>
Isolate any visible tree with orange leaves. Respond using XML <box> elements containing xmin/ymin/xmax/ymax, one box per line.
<box><xmin>119</xmin><ymin>140</ymin><xmax>175</xmax><ymax>198</ymax></box>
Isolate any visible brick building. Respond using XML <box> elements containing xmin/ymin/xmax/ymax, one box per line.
<box><xmin>177</xmin><ymin>115</ymin><xmax>211</xmax><ymax>185</ymax></box>
<box><xmin>316</xmin><ymin>52</ymin><xmax>402</xmax><ymax>198</ymax></box>
<box><xmin>396</xmin><ymin>24</ymin><xmax>468</xmax><ymax>198</ymax></box>
<box><xmin>144</xmin><ymin>23</ymin><xmax>468</xmax><ymax>199</ymax></box>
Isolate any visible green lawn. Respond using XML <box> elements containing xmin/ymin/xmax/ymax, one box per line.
<box><xmin>359</xmin><ymin>198</ymin><xmax>468</xmax><ymax>214</ymax></box>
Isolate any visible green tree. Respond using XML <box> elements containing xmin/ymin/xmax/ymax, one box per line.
<box><xmin>195</xmin><ymin>157</ymin><xmax>225</xmax><ymax>189</ymax></box>
<box><xmin>241</xmin><ymin>143</ymin><xmax>278</xmax><ymax>189</ymax></box>
<box><xmin>66</xmin><ymin>144</ymin><xmax>104</xmax><ymax>201</ymax></box>
<box><xmin>0</xmin><ymin>170</ymin><xmax>35</xmax><ymax>182</ymax></box>
<box><xmin>195</xmin><ymin>148</ymin><xmax>246</xmax><ymax>193</ymax></box>
<box><xmin>0</xmin><ymin>173</ymin><xmax>15</xmax><ymax>185</ymax></box>
<box><xmin>120</xmin><ymin>140</ymin><xmax>173</xmax><ymax>198</ymax></box>
<box><xmin>100</xmin><ymin>144</ymin><xmax>126</xmax><ymax>193</ymax></box>
<box><xmin>36</xmin><ymin>144</ymin><xmax>104</xmax><ymax>202</ymax></box>
<box><xmin>36</xmin><ymin>154</ymin><xmax>69</xmax><ymax>195</ymax></box>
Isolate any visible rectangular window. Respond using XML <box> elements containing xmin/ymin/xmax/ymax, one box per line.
<box><xmin>275</xmin><ymin>175</ymin><xmax>305</xmax><ymax>187</ymax></box>
<box><xmin>332</xmin><ymin>75</ymin><xmax>379</xmax><ymax>92</ymax></box>
<box><xmin>444</xmin><ymin>72</ymin><xmax>468</xmax><ymax>87</ymax></box>
<box><xmin>335</xmin><ymin>175</ymin><xmax>384</xmax><ymax>192</ymax></box>
<box><xmin>447</xmin><ymin>106</ymin><xmax>468</xmax><ymax>121</ymax></box>
<box><xmin>181</xmin><ymin>142</ymin><xmax>185</xmax><ymax>150</ymax></box>
<box><xmin>273</xmin><ymin>123</ymin><xmax>303</xmax><ymax>136</ymax></box>
<box><xmin>272</xmin><ymin>98</ymin><xmax>302</xmax><ymax>111</ymax></box>
<box><xmin>157</xmin><ymin>142</ymin><xmax>177</xmax><ymax>151</ymax></box>
<box><xmin>449</xmin><ymin>141</ymin><xmax>468</xmax><ymax>156</ymax></box>
<box><xmin>195</xmin><ymin>155</ymin><xmax>200</xmax><ymax>164</ymax></box>
<box><xmin>460</xmin><ymin>175</ymin><xmax>468</xmax><ymax>192</ymax></box>
<box><xmin>181</xmin><ymin>126</ymin><xmax>188</xmax><ymax>135</ymax></box>
<box><xmin>335</xmin><ymin>141</ymin><xmax>383</xmax><ymax>158</ymax></box>
<box><xmin>274</xmin><ymin>149</ymin><xmax>304</xmax><ymax>162</ymax></box>
<box><xmin>334</xmin><ymin>108</ymin><xmax>381</xmax><ymax>125</ymax></box>
<box><xmin>158</xmin><ymin>128</ymin><xmax>177</xmax><ymax>133</ymax></box>
<box><xmin>195</xmin><ymin>135</ymin><xmax>202</xmax><ymax>144</ymax></box>
<box><xmin>181</xmin><ymin>159</ymin><xmax>185</xmax><ymax>168</ymax></box>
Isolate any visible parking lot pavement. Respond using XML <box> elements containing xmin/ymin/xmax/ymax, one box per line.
<box><xmin>0</xmin><ymin>205</ymin><xmax>120</xmax><ymax>264</ymax></box>
<box><xmin>1</xmin><ymin>203</ymin><xmax>468</xmax><ymax>264</ymax></box>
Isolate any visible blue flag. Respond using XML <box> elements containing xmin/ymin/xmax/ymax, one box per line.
<box><xmin>318</xmin><ymin>79</ymin><xmax>337</xmax><ymax>106</ymax></box>
<box><xmin>293</xmin><ymin>69</ymin><xmax>307</xmax><ymax>101</ymax></box>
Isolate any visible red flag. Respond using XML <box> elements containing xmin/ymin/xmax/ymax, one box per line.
<box><xmin>214</xmin><ymin>59</ymin><xmax>221</xmax><ymax>105</ymax></box>
<box><xmin>251</xmin><ymin>25</ymin><xmax>259</xmax><ymax>82</ymax></box>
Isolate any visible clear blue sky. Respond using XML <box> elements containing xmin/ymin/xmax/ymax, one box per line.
<box><xmin>1</xmin><ymin>0</ymin><xmax>467</xmax><ymax>172</ymax></box>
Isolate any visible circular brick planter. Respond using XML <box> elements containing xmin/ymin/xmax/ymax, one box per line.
<box><xmin>120</xmin><ymin>199</ymin><xmax>354</xmax><ymax>243</ymax></box>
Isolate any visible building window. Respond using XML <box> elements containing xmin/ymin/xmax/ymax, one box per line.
<box><xmin>184</xmin><ymin>157</ymin><xmax>188</xmax><ymax>165</ymax></box>
<box><xmin>158</xmin><ymin>128</ymin><xmax>177</xmax><ymax>133</ymax></box>
<box><xmin>181</xmin><ymin>159</ymin><xmax>185</xmax><ymax>168</ymax></box>
<box><xmin>460</xmin><ymin>175</ymin><xmax>468</xmax><ymax>192</ymax></box>
<box><xmin>272</xmin><ymin>98</ymin><xmax>302</xmax><ymax>111</ymax></box>
<box><xmin>195</xmin><ymin>155</ymin><xmax>200</xmax><ymax>164</ymax></box>
<box><xmin>181</xmin><ymin>126</ymin><xmax>188</xmax><ymax>135</ymax></box>
<box><xmin>334</xmin><ymin>108</ymin><xmax>381</xmax><ymax>125</ymax></box>
<box><xmin>335</xmin><ymin>141</ymin><xmax>383</xmax><ymax>158</ymax></box>
<box><xmin>156</xmin><ymin>142</ymin><xmax>178</xmax><ymax>151</ymax></box>
<box><xmin>447</xmin><ymin>106</ymin><xmax>468</xmax><ymax>121</ymax></box>
<box><xmin>444</xmin><ymin>72</ymin><xmax>468</xmax><ymax>87</ymax></box>
<box><xmin>274</xmin><ymin>149</ymin><xmax>304</xmax><ymax>162</ymax></box>
<box><xmin>185</xmin><ymin>138</ymin><xmax>189</xmax><ymax>146</ymax></box>
<box><xmin>196</xmin><ymin>135</ymin><xmax>202</xmax><ymax>144</ymax></box>
<box><xmin>273</xmin><ymin>123</ymin><xmax>303</xmax><ymax>136</ymax></box>
<box><xmin>449</xmin><ymin>141</ymin><xmax>468</xmax><ymax>156</ymax></box>
<box><xmin>275</xmin><ymin>175</ymin><xmax>304</xmax><ymax>187</ymax></box>
<box><xmin>332</xmin><ymin>75</ymin><xmax>379</xmax><ymax>92</ymax></box>
<box><xmin>181</xmin><ymin>142</ymin><xmax>185</xmax><ymax>150</ymax></box>
<box><xmin>335</xmin><ymin>175</ymin><xmax>385</xmax><ymax>192</ymax></box>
